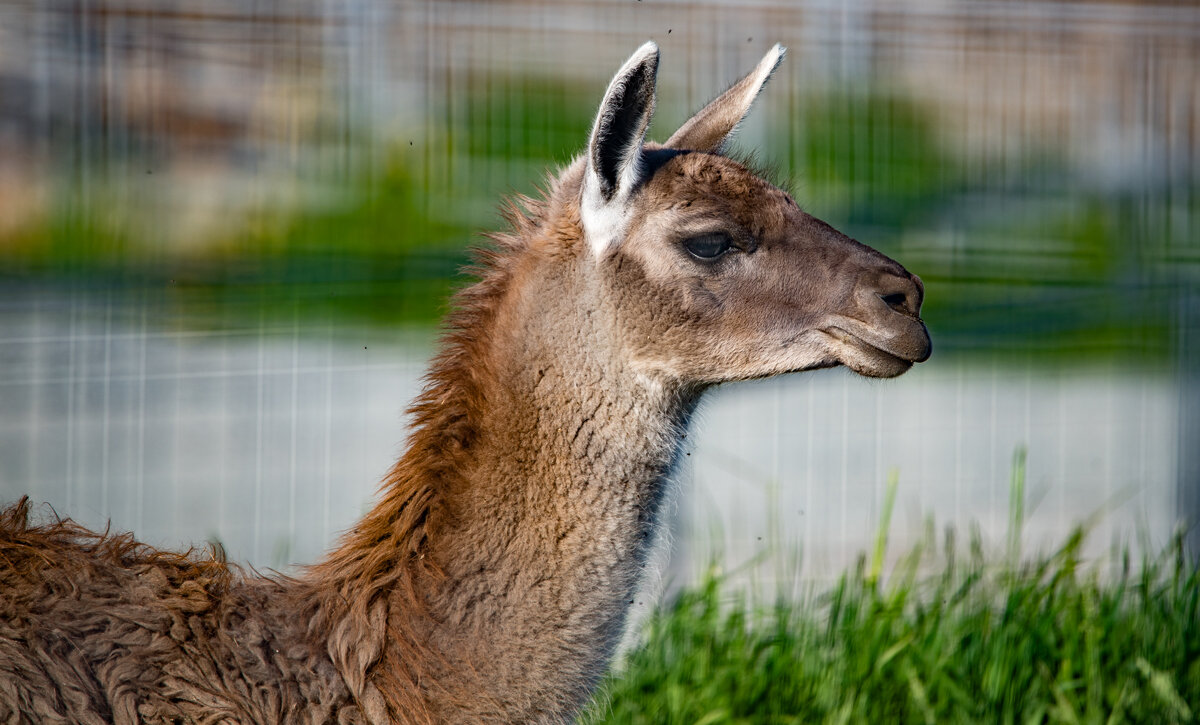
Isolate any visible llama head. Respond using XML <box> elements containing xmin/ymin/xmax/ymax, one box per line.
<box><xmin>579</xmin><ymin>43</ymin><xmax>931</xmax><ymax>384</ymax></box>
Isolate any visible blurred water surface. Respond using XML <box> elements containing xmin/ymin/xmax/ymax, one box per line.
<box><xmin>0</xmin><ymin>0</ymin><xmax>1198</xmax><ymax>584</ymax></box>
<box><xmin>0</xmin><ymin>294</ymin><xmax>1179</xmax><ymax>590</ymax></box>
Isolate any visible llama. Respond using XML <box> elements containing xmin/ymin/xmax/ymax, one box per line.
<box><xmin>0</xmin><ymin>43</ymin><xmax>930</xmax><ymax>724</ymax></box>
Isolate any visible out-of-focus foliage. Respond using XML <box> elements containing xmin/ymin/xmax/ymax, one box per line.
<box><xmin>0</xmin><ymin>74</ymin><xmax>600</xmax><ymax>326</ymax></box>
<box><xmin>582</xmin><ymin>529</ymin><xmax>1200</xmax><ymax>724</ymax></box>
<box><xmin>773</xmin><ymin>92</ymin><xmax>1195</xmax><ymax>363</ymax></box>
<box><xmin>1</xmin><ymin>76</ymin><xmax>1195</xmax><ymax>360</ymax></box>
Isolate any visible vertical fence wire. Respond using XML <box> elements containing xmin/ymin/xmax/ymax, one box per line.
<box><xmin>0</xmin><ymin>0</ymin><xmax>1195</xmax><ymax>582</ymax></box>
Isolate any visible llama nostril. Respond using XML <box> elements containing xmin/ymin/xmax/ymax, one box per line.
<box><xmin>875</xmin><ymin>272</ymin><xmax>923</xmax><ymax>317</ymax></box>
<box><xmin>881</xmin><ymin>292</ymin><xmax>908</xmax><ymax>311</ymax></box>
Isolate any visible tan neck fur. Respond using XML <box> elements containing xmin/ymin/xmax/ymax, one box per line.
<box><xmin>303</xmin><ymin>167</ymin><xmax>695</xmax><ymax>722</ymax></box>
<box><xmin>434</xmin><ymin>259</ymin><xmax>692</xmax><ymax>717</ymax></box>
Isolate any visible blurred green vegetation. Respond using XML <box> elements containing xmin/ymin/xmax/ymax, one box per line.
<box><xmin>582</xmin><ymin>470</ymin><xmax>1200</xmax><ymax>723</ymax></box>
<box><xmin>1</xmin><ymin>78</ymin><xmax>1195</xmax><ymax>361</ymax></box>
<box><xmin>0</xmin><ymin>73</ymin><xmax>599</xmax><ymax>328</ymax></box>
<box><xmin>2</xmin><ymin>157</ymin><xmax>464</xmax><ymax>325</ymax></box>
<box><xmin>582</xmin><ymin>532</ymin><xmax>1200</xmax><ymax>724</ymax></box>
<box><xmin>774</xmin><ymin>91</ymin><xmax>1196</xmax><ymax>363</ymax></box>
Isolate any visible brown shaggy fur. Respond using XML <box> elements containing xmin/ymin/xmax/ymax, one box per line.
<box><xmin>1</xmin><ymin>44</ymin><xmax>930</xmax><ymax>724</ymax></box>
<box><xmin>0</xmin><ymin>171</ymin><xmax>588</xmax><ymax>725</ymax></box>
<box><xmin>0</xmin><ymin>189</ymin><xmax>550</xmax><ymax>724</ymax></box>
<box><xmin>0</xmin><ymin>499</ymin><xmax>358</xmax><ymax>723</ymax></box>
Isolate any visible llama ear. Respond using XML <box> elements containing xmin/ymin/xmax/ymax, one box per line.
<box><xmin>582</xmin><ymin>41</ymin><xmax>659</xmax><ymax>256</ymax></box>
<box><xmin>665</xmin><ymin>44</ymin><xmax>785</xmax><ymax>153</ymax></box>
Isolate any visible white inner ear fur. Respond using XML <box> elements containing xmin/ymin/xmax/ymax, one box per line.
<box><xmin>581</xmin><ymin>169</ymin><xmax>636</xmax><ymax>258</ymax></box>
<box><xmin>582</xmin><ymin>41</ymin><xmax>658</xmax><ymax>258</ymax></box>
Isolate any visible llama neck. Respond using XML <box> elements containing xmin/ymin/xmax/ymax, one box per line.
<box><xmin>425</xmin><ymin>255</ymin><xmax>696</xmax><ymax>715</ymax></box>
<box><xmin>308</xmin><ymin>246</ymin><xmax>697</xmax><ymax>720</ymax></box>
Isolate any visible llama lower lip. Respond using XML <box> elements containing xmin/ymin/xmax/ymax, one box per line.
<box><xmin>824</xmin><ymin>327</ymin><xmax>913</xmax><ymax>366</ymax></box>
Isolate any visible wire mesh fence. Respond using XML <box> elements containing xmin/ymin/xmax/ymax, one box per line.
<box><xmin>0</xmin><ymin>0</ymin><xmax>1197</xmax><ymax>588</ymax></box>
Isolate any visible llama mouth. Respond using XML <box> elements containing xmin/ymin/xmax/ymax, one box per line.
<box><xmin>823</xmin><ymin>326</ymin><xmax>917</xmax><ymax>378</ymax></box>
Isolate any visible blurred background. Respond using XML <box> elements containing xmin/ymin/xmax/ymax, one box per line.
<box><xmin>0</xmin><ymin>0</ymin><xmax>1197</xmax><ymax>592</ymax></box>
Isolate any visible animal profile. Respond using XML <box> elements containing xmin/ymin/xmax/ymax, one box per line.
<box><xmin>1</xmin><ymin>42</ymin><xmax>930</xmax><ymax>724</ymax></box>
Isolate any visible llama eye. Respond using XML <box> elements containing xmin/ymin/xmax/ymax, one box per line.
<box><xmin>683</xmin><ymin>233</ymin><xmax>733</xmax><ymax>260</ymax></box>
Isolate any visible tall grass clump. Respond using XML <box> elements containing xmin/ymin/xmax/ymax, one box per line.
<box><xmin>584</xmin><ymin>469</ymin><xmax>1200</xmax><ymax>723</ymax></box>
